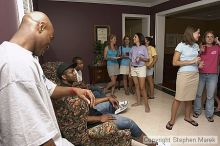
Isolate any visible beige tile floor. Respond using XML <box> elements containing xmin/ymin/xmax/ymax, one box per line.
<box><xmin>112</xmin><ymin>89</ymin><xmax>220</xmax><ymax>146</ymax></box>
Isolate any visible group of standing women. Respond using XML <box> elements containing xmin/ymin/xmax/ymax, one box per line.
<box><xmin>103</xmin><ymin>32</ymin><xmax>158</xmax><ymax>113</ymax></box>
<box><xmin>102</xmin><ymin>26</ymin><xmax>220</xmax><ymax>129</ymax></box>
<box><xmin>166</xmin><ymin>26</ymin><xmax>220</xmax><ymax>130</ymax></box>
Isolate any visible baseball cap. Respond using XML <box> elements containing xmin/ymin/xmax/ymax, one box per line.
<box><xmin>56</xmin><ymin>63</ymin><xmax>75</xmax><ymax>79</ymax></box>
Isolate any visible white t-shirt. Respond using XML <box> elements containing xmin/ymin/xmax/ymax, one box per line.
<box><xmin>175</xmin><ymin>42</ymin><xmax>199</xmax><ymax>72</ymax></box>
<box><xmin>74</xmin><ymin>70</ymin><xmax>82</xmax><ymax>82</ymax></box>
<box><xmin>0</xmin><ymin>42</ymin><xmax>74</xmax><ymax>146</ymax></box>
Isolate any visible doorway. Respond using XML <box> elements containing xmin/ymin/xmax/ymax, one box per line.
<box><xmin>122</xmin><ymin>14</ymin><xmax>150</xmax><ymax>38</ymax></box>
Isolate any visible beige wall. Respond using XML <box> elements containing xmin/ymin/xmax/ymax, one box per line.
<box><xmin>165</xmin><ymin>18</ymin><xmax>220</xmax><ymax>54</ymax></box>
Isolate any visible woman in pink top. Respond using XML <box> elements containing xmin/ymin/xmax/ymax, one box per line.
<box><xmin>193</xmin><ymin>31</ymin><xmax>220</xmax><ymax>122</ymax></box>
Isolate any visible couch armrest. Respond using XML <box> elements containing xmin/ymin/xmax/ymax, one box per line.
<box><xmin>53</xmin><ymin>97</ymin><xmax>90</xmax><ymax>145</ymax></box>
<box><xmin>88</xmin><ymin>121</ymin><xmax>117</xmax><ymax>138</ymax></box>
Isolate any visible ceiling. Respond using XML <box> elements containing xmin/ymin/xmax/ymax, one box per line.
<box><xmin>51</xmin><ymin>0</ymin><xmax>220</xmax><ymax>20</ymax></box>
<box><xmin>51</xmin><ymin>0</ymin><xmax>169</xmax><ymax>7</ymax></box>
<box><xmin>167</xmin><ymin>1</ymin><xmax>220</xmax><ymax>21</ymax></box>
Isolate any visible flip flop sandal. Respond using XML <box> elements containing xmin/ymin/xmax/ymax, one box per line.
<box><xmin>193</xmin><ymin>113</ymin><xmax>200</xmax><ymax>118</ymax></box>
<box><xmin>207</xmin><ymin>117</ymin><xmax>214</xmax><ymax>122</ymax></box>
<box><xmin>184</xmin><ymin>119</ymin><xmax>199</xmax><ymax>126</ymax></box>
<box><xmin>166</xmin><ymin>121</ymin><xmax>174</xmax><ymax>130</ymax></box>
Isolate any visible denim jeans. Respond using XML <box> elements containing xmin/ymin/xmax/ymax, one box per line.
<box><xmin>95</xmin><ymin>102</ymin><xmax>143</xmax><ymax>138</ymax></box>
<box><xmin>194</xmin><ymin>74</ymin><xmax>218</xmax><ymax>118</ymax></box>
<box><xmin>89</xmin><ymin>85</ymin><xmax>105</xmax><ymax>98</ymax></box>
<box><xmin>95</xmin><ymin>101</ymin><xmax>116</xmax><ymax>114</ymax></box>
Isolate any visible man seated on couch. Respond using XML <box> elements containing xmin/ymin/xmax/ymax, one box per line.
<box><xmin>72</xmin><ymin>56</ymin><xmax>128</xmax><ymax>114</ymax></box>
<box><xmin>57</xmin><ymin>63</ymin><xmax>157</xmax><ymax>146</ymax></box>
<box><xmin>72</xmin><ymin>56</ymin><xmax>106</xmax><ymax>98</ymax></box>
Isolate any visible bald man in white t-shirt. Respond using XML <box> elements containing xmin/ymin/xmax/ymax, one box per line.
<box><xmin>0</xmin><ymin>11</ymin><xmax>95</xmax><ymax>146</ymax></box>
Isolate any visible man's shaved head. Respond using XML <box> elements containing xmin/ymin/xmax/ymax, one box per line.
<box><xmin>10</xmin><ymin>11</ymin><xmax>54</xmax><ymax>56</ymax></box>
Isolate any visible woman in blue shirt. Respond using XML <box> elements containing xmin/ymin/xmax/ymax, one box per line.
<box><xmin>119</xmin><ymin>35</ymin><xmax>133</xmax><ymax>95</ymax></box>
<box><xmin>104</xmin><ymin>34</ymin><xmax>120</xmax><ymax>95</ymax></box>
<box><xmin>166</xmin><ymin>26</ymin><xmax>203</xmax><ymax>130</ymax></box>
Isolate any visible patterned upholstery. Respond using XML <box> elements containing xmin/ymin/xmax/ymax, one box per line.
<box><xmin>41</xmin><ymin>61</ymin><xmax>63</xmax><ymax>85</ymax></box>
<box><xmin>42</xmin><ymin>61</ymin><xmax>131</xmax><ymax>146</ymax></box>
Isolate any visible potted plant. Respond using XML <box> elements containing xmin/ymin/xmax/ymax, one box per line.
<box><xmin>94</xmin><ymin>40</ymin><xmax>107</xmax><ymax>65</ymax></box>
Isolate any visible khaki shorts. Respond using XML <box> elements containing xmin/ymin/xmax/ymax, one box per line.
<box><xmin>120</xmin><ymin>66</ymin><xmax>129</xmax><ymax>75</ymax></box>
<box><xmin>131</xmin><ymin>66</ymin><xmax>146</xmax><ymax>77</ymax></box>
<box><xmin>107</xmin><ymin>64</ymin><xmax>119</xmax><ymax>77</ymax></box>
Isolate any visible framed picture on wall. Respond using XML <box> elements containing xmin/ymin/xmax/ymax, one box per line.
<box><xmin>94</xmin><ymin>25</ymin><xmax>110</xmax><ymax>44</ymax></box>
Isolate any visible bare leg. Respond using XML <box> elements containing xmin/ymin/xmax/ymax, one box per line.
<box><xmin>123</xmin><ymin>75</ymin><xmax>129</xmax><ymax>95</ymax></box>
<box><xmin>184</xmin><ymin>101</ymin><xmax>198</xmax><ymax>125</ymax></box>
<box><xmin>139</xmin><ymin>77</ymin><xmax>150</xmax><ymax>112</ymax></box>
<box><xmin>128</xmin><ymin>76</ymin><xmax>135</xmax><ymax>94</ymax></box>
<box><xmin>111</xmin><ymin>76</ymin><xmax>117</xmax><ymax>95</ymax></box>
<box><xmin>132</xmin><ymin>76</ymin><xmax>141</xmax><ymax>106</ymax></box>
<box><xmin>145</xmin><ymin>77</ymin><xmax>150</xmax><ymax>97</ymax></box>
<box><xmin>170</xmin><ymin>99</ymin><xmax>181</xmax><ymax>124</ymax></box>
<box><xmin>146</xmin><ymin>75</ymin><xmax>154</xmax><ymax>98</ymax></box>
<box><xmin>104</xmin><ymin>75</ymin><xmax>117</xmax><ymax>95</ymax></box>
<box><xmin>215</xmin><ymin>97</ymin><xmax>220</xmax><ymax>111</ymax></box>
<box><xmin>184</xmin><ymin>101</ymin><xmax>193</xmax><ymax>121</ymax></box>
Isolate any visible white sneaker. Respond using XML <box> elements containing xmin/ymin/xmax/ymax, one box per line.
<box><xmin>115</xmin><ymin>101</ymin><xmax>128</xmax><ymax>114</ymax></box>
<box><xmin>119</xmin><ymin>101</ymin><xmax>128</xmax><ymax>107</ymax></box>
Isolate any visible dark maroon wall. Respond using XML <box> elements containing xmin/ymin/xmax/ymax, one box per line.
<box><xmin>0</xmin><ymin>0</ymin><xmax>18</xmax><ymax>43</ymax></box>
<box><xmin>149</xmin><ymin>0</ymin><xmax>200</xmax><ymax>35</ymax></box>
<box><xmin>37</xmin><ymin>0</ymin><xmax>202</xmax><ymax>82</ymax></box>
<box><xmin>38</xmin><ymin>0</ymin><xmax>150</xmax><ymax>82</ymax></box>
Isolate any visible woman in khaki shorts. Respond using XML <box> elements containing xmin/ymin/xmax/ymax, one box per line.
<box><xmin>166</xmin><ymin>26</ymin><xmax>204</xmax><ymax>130</ymax></box>
<box><xmin>129</xmin><ymin>33</ymin><xmax>150</xmax><ymax>112</ymax></box>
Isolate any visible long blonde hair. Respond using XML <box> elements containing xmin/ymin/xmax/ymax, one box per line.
<box><xmin>107</xmin><ymin>34</ymin><xmax>117</xmax><ymax>49</ymax></box>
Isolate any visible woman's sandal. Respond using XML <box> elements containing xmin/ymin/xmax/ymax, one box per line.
<box><xmin>166</xmin><ymin>121</ymin><xmax>174</xmax><ymax>130</ymax></box>
<box><xmin>193</xmin><ymin>113</ymin><xmax>200</xmax><ymax>118</ymax></box>
<box><xmin>125</xmin><ymin>90</ymin><xmax>130</xmax><ymax>95</ymax></box>
<box><xmin>207</xmin><ymin>117</ymin><xmax>214</xmax><ymax>122</ymax></box>
<box><xmin>184</xmin><ymin>119</ymin><xmax>199</xmax><ymax>126</ymax></box>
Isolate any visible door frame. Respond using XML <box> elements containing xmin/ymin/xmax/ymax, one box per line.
<box><xmin>154</xmin><ymin>0</ymin><xmax>220</xmax><ymax>84</ymax></box>
<box><xmin>122</xmin><ymin>13</ymin><xmax>150</xmax><ymax>38</ymax></box>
